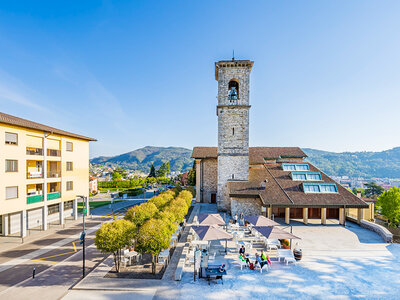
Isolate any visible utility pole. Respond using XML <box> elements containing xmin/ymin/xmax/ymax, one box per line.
<box><xmin>78</xmin><ymin>195</ymin><xmax>87</xmax><ymax>278</ymax></box>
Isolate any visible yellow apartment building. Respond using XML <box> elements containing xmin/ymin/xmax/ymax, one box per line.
<box><xmin>0</xmin><ymin>112</ymin><xmax>96</xmax><ymax>237</ymax></box>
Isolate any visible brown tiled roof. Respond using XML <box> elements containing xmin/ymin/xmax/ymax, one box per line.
<box><xmin>229</xmin><ymin>162</ymin><xmax>368</xmax><ymax>208</ymax></box>
<box><xmin>0</xmin><ymin>112</ymin><xmax>96</xmax><ymax>141</ymax></box>
<box><xmin>192</xmin><ymin>147</ymin><xmax>307</xmax><ymax>163</ymax></box>
<box><xmin>362</xmin><ymin>197</ymin><xmax>378</xmax><ymax>203</ymax></box>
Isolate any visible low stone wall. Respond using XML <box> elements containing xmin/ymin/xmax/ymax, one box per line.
<box><xmin>347</xmin><ymin>216</ymin><xmax>393</xmax><ymax>243</ymax></box>
<box><xmin>231</xmin><ymin>197</ymin><xmax>262</xmax><ymax>216</ymax></box>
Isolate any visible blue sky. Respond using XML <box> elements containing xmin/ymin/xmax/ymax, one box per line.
<box><xmin>0</xmin><ymin>1</ymin><xmax>399</xmax><ymax>158</ymax></box>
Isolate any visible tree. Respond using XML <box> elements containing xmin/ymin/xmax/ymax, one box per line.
<box><xmin>156</xmin><ymin>161</ymin><xmax>170</xmax><ymax>177</ymax></box>
<box><xmin>148</xmin><ymin>164</ymin><xmax>156</xmax><ymax>178</ymax></box>
<box><xmin>352</xmin><ymin>188</ymin><xmax>365</xmax><ymax>197</ymax></box>
<box><xmin>112</xmin><ymin>171</ymin><xmax>122</xmax><ymax>181</ymax></box>
<box><xmin>94</xmin><ymin>219</ymin><xmax>135</xmax><ymax>272</ymax></box>
<box><xmin>187</xmin><ymin>161</ymin><xmax>196</xmax><ymax>186</ymax></box>
<box><xmin>136</xmin><ymin>218</ymin><xmax>170</xmax><ymax>274</ymax></box>
<box><xmin>125</xmin><ymin>202</ymin><xmax>158</xmax><ymax>227</ymax></box>
<box><xmin>378</xmin><ymin>187</ymin><xmax>400</xmax><ymax>227</ymax></box>
<box><xmin>364</xmin><ymin>182</ymin><xmax>385</xmax><ymax>198</ymax></box>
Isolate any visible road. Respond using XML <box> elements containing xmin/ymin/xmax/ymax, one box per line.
<box><xmin>0</xmin><ymin>193</ymin><xmax>154</xmax><ymax>298</ymax></box>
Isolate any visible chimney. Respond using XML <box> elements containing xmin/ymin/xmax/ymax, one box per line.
<box><xmin>356</xmin><ymin>191</ymin><xmax>362</xmax><ymax>198</ymax></box>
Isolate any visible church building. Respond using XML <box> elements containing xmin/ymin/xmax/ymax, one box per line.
<box><xmin>192</xmin><ymin>59</ymin><xmax>369</xmax><ymax>225</ymax></box>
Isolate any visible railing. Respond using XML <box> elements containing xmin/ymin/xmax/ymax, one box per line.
<box><xmin>47</xmin><ymin>149</ymin><xmax>61</xmax><ymax>157</ymax></box>
<box><xmin>27</xmin><ymin>194</ymin><xmax>43</xmax><ymax>204</ymax></box>
<box><xmin>47</xmin><ymin>171</ymin><xmax>61</xmax><ymax>178</ymax></box>
<box><xmin>27</xmin><ymin>171</ymin><xmax>43</xmax><ymax>179</ymax></box>
<box><xmin>47</xmin><ymin>192</ymin><xmax>61</xmax><ymax>200</ymax></box>
<box><xmin>26</xmin><ymin>147</ymin><xmax>43</xmax><ymax>155</ymax></box>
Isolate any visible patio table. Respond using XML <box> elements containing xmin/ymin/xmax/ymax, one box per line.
<box><xmin>204</xmin><ymin>267</ymin><xmax>226</xmax><ymax>285</ymax></box>
<box><xmin>124</xmin><ymin>251</ymin><xmax>140</xmax><ymax>265</ymax></box>
<box><xmin>158</xmin><ymin>249</ymin><xmax>170</xmax><ymax>265</ymax></box>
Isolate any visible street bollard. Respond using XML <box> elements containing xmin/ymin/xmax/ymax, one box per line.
<box><xmin>32</xmin><ymin>267</ymin><xmax>36</xmax><ymax>279</ymax></box>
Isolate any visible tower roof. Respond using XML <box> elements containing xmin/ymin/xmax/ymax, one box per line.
<box><xmin>215</xmin><ymin>60</ymin><xmax>254</xmax><ymax>80</ymax></box>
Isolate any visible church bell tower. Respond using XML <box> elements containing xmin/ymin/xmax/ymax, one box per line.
<box><xmin>215</xmin><ymin>59</ymin><xmax>253</xmax><ymax>211</ymax></box>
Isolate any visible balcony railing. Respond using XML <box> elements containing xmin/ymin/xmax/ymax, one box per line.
<box><xmin>47</xmin><ymin>149</ymin><xmax>61</xmax><ymax>157</ymax></box>
<box><xmin>27</xmin><ymin>194</ymin><xmax>44</xmax><ymax>204</ymax></box>
<box><xmin>47</xmin><ymin>192</ymin><xmax>61</xmax><ymax>200</ymax></box>
<box><xmin>27</xmin><ymin>171</ymin><xmax>44</xmax><ymax>179</ymax></box>
<box><xmin>26</xmin><ymin>147</ymin><xmax>43</xmax><ymax>156</ymax></box>
<box><xmin>47</xmin><ymin>171</ymin><xmax>61</xmax><ymax>178</ymax></box>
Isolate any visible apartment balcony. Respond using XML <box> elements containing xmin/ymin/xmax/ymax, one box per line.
<box><xmin>47</xmin><ymin>149</ymin><xmax>61</xmax><ymax>157</ymax></box>
<box><xmin>47</xmin><ymin>192</ymin><xmax>61</xmax><ymax>200</ymax></box>
<box><xmin>47</xmin><ymin>171</ymin><xmax>61</xmax><ymax>178</ymax></box>
<box><xmin>27</xmin><ymin>171</ymin><xmax>44</xmax><ymax>179</ymax></box>
<box><xmin>26</xmin><ymin>147</ymin><xmax>43</xmax><ymax>156</ymax></box>
<box><xmin>27</xmin><ymin>194</ymin><xmax>44</xmax><ymax>204</ymax></box>
<box><xmin>27</xmin><ymin>183</ymin><xmax>44</xmax><ymax>204</ymax></box>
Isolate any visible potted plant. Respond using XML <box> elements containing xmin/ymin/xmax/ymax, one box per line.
<box><xmin>281</xmin><ymin>239</ymin><xmax>290</xmax><ymax>249</ymax></box>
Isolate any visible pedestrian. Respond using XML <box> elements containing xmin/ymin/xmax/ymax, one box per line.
<box><xmin>234</xmin><ymin>213</ymin><xmax>238</xmax><ymax>224</ymax></box>
<box><xmin>239</xmin><ymin>212</ymin><xmax>244</xmax><ymax>225</ymax></box>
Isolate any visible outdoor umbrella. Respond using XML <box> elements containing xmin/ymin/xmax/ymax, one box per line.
<box><xmin>253</xmin><ymin>226</ymin><xmax>301</xmax><ymax>240</ymax></box>
<box><xmin>191</xmin><ymin>225</ymin><xmax>233</xmax><ymax>252</ymax></box>
<box><xmin>245</xmin><ymin>215</ymin><xmax>280</xmax><ymax>227</ymax></box>
<box><xmin>197</xmin><ymin>213</ymin><xmax>225</xmax><ymax>226</ymax></box>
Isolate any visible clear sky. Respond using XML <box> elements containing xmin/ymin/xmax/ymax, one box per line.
<box><xmin>0</xmin><ymin>1</ymin><xmax>399</xmax><ymax>158</ymax></box>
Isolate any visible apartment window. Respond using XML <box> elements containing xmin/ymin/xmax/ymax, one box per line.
<box><xmin>66</xmin><ymin>181</ymin><xmax>73</xmax><ymax>191</ymax></box>
<box><xmin>6</xmin><ymin>186</ymin><xmax>18</xmax><ymax>199</ymax></box>
<box><xmin>5</xmin><ymin>132</ymin><xmax>18</xmax><ymax>145</ymax></box>
<box><xmin>303</xmin><ymin>183</ymin><xmax>338</xmax><ymax>194</ymax></box>
<box><xmin>66</xmin><ymin>142</ymin><xmax>73</xmax><ymax>152</ymax></box>
<box><xmin>48</xmin><ymin>203</ymin><xmax>60</xmax><ymax>215</ymax></box>
<box><xmin>64</xmin><ymin>200</ymin><xmax>73</xmax><ymax>210</ymax></box>
<box><xmin>291</xmin><ymin>172</ymin><xmax>322</xmax><ymax>181</ymax></box>
<box><xmin>282</xmin><ymin>163</ymin><xmax>310</xmax><ymax>171</ymax></box>
<box><xmin>5</xmin><ymin>160</ymin><xmax>18</xmax><ymax>172</ymax></box>
<box><xmin>66</xmin><ymin>162</ymin><xmax>73</xmax><ymax>171</ymax></box>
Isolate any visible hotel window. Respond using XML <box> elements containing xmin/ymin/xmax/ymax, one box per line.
<box><xmin>282</xmin><ymin>163</ymin><xmax>310</xmax><ymax>171</ymax></box>
<box><xmin>64</xmin><ymin>200</ymin><xmax>73</xmax><ymax>210</ymax></box>
<box><xmin>6</xmin><ymin>186</ymin><xmax>18</xmax><ymax>199</ymax></box>
<box><xmin>66</xmin><ymin>162</ymin><xmax>73</xmax><ymax>171</ymax></box>
<box><xmin>5</xmin><ymin>132</ymin><xmax>18</xmax><ymax>145</ymax></box>
<box><xmin>5</xmin><ymin>160</ymin><xmax>18</xmax><ymax>172</ymax></box>
<box><xmin>66</xmin><ymin>142</ymin><xmax>73</xmax><ymax>152</ymax></box>
<box><xmin>303</xmin><ymin>183</ymin><xmax>338</xmax><ymax>193</ymax></box>
<box><xmin>66</xmin><ymin>181</ymin><xmax>73</xmax><ymax>191</ymax></box>
<box><xmin>48</xmin><ymin>203</ymin><xmax>60</xmax><ymax>215</ymax></box>
<box><xmin>291</xmin><ymin>172</ymin><xmax>322</xmax><ymax>181</ymax></box>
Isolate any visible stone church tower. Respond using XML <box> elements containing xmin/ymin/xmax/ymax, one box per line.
<box><xmin>215</xmin><ymin>60</ymin><xmax>254</xmax><ymax>211</ymax></box>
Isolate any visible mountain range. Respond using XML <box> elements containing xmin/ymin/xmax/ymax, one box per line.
<box><xmin>90</xmin><ymin>146</ymin><xmax>400</xmax><ymax>178</ymax></box>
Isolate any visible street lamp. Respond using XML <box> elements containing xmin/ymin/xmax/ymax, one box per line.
<box><xmin>77</xmin><ymin>195</ymin><xmax>87</xmax><ymax>278</ymax></box>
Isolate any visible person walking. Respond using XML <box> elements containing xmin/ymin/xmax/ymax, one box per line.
<box><xmin>234</xmin><ymin>213</ymin><xmax>238</xmax><ymax>224</ymax></box>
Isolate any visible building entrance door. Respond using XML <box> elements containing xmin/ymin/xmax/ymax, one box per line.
<box><xmin>211</xmin><ymin>193</ymin><xmax>216</xmax><ymax>203</ymax></box>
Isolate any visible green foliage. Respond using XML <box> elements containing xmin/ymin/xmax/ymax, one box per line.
<box><xmin>352</xmin><ymin>188</ymin><xmax>366</xmax><ymax>197</ymax></box>
<box><xmin>187</xmin><ymin>161</ymin><xmax>196</xmax><ymax>186</ymax></box>
<box><xmin>136</xmin><ymin>218</ymin><xmax>170</xmax><ymax>274</ymax></box>
<box><xmin>112</xmin><ymin>171</ymin><xmax>122</xmax><ymax>181</ymax></box>
<box><xmin>148</xmin><ymin>190</ymin><xmax>175</xmax><ymax>210</ymax></box>
<box><xmin>171</xmin><ymin>184</ymin><xmax>183</xmax><ymax>195</ymax></box>
<box><xmin>98</xmin><ymin>177</ymin><xmax>169</xmax><ymax>189</ymax></box>
<box><xmin>184</xmin><ymin>186</ymin><xmax>196</xmax><ymax>198</ymax></box>
<box><xmin>365</xmin><ymin>182</ymin><xmax>385</xmax><ymax>198</ymax></box>
<box><xmin>124</xmin><ymin>202</ymin><xmax>158</xmax><ymax>227</ymax></box>
<box><xmin>148</xmin><ymin>164</ymin><xmax>156</xmax><ymax>177</ymax></box>
<box><xmin>378</xmin><ymin>187</ymin><xmax>400</xmax><ymax>227</ymax></box>
<box><xmin>156</xmin><ymin>161</ymin><xmax>171</xmax><ymax>177</ymax></box>
<box><xmin>94</xmin><ymin>219</ymin><xmax>135</xmax><ymax>272</ymax></box>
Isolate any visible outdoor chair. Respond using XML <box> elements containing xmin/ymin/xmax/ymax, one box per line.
<box><xmin>255</xmin><ymin>261</ymin><xmax>270</xmax><ymax>273</ymax></box>
<box><xmin>208</xmin><ymin>252</ymin><xmax>216</xmax><ymax>263</ymax></box>
<box><xmin>239</xmin><ymin>259</ymin><xmax>248</xmax><ymax>270</ymax></box>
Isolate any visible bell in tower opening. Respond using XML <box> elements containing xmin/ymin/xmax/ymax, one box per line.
<box><xmin>228</xmin><ymin>80</ymin><xmax>239</xmax><ymax>101</ymax></box>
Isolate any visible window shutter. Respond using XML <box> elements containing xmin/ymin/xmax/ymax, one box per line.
<box><xmin>5</xmin><ymin>132</ymin><xmax>17</xmax><ymax>144</ymax></box>
<box><xmin>6</xmin><ymin>187</ymin><xmax>18</xmax><ymax>199</ymax></box>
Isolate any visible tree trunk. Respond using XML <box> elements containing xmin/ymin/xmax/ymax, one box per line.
<box><xmin>152</xmin><ymin>254</ymin><xmax>156</xmax><ymax>274</ymax></box>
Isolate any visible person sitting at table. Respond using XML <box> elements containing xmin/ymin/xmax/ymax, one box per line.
<box><xmin>239</xmin><ymin>253</ymin><xmax>250</xmax><ymax>266</ymax></box>
<box><xmin>255</xmin><ymin>253</ymin><xmax>267</xmax><ymax>268</ymax></box>
<box><xmin>239</xmin><ymin>245</ymin><xmax>246</xmax><ymax>255</ymax></box>
<box><xmin>261</xmin><ymin>250</ymin><xmax>271</xmax><ymax>266</ymax></box>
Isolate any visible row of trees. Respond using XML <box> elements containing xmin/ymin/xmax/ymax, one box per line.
<box><xmin>378</xmin><ymin>187</ymin><xmax>400</xmax><ymax>227</ymax></box>
<box><xmin>148</xmin><ymin>161</ymin><xmax>171</xmax><ymax>178</ymax></box>
<box><xmin>95</xmin><ymin>189</ymin><xmax>193</xmax><ymax>273</ymax></box>
<box><xmin>98</xmin><ymin>176</ymin><xmax>172</xmax><ymax>189</ymax></box>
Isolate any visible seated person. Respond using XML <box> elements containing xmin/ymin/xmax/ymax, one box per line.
<box><xmin>239</xmin><ymin>245</ymin><xmax>246</xmax><ymax>255</ymax></box>
<box><xmin>261</xmin><ymin>250</ymin><xmax>271</xmax><ymax>266</ymax></box>
<box><xmin>255</xmin><ymin>253</ymin><xmax>266</xmax><ymax>268</ymax></box>
<box><xmin>239</xmin><ymin>253</ymin><xmax>250</xmax><ymax>266</ymax></box>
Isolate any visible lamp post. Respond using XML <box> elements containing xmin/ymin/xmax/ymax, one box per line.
<box><xmin>77</xmin><ymin>195</ymin><xmax>87</xmax><ymax>278</ymax></box>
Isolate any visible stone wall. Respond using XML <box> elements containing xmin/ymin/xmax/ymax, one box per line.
<box><xmin>201</xmin><ymin>158</ymin><xmax>217</xmax><ymax>203</ymax></box>
<box><xmin>231</xmin><ymin>197</ymin><xmax>263</xmax><ymax>216</ymax></box>
<box><xmin>217</xmin><ymin>155</ymin><xmax>249</xmax><ymax>211</ymax></box>
<box><xmin>217</xmin><ymin>67</ymin><xmax>250</xmax><ymax>106</ymax></box>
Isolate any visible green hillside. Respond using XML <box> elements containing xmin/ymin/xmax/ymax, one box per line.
<box><xmin>304</xmin><ymin>147</ymin><xmax>400</xmax><ymax>178</ymax></box>
<box><xmin>90</xmin><ymin>146</ymin><xmax>193</xmax><ymax>173</ymax></box>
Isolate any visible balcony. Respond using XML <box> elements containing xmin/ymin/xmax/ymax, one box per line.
<box><xmin>47</xmin><ymin>149</ymin><xmax>61</xmax><ymax>157</ymax></box>
<box><xmin>27</xmin><ymin>194</ymin><xmax>44</xmax><ymax>204</ymax></box>
<box><xmin>27</xmin><ymin>171</ymin><xmax>43</xmax><ymax>179</ymax></box>
<box><xmin>26</xmin><ymin>147</ymin><xmax>43</xmax><ymax>156</ymax></box>
<box><xmin>47</xmin><ymin>192</ymin><xmax>61</xmax><ymax>200</ymax></box>
<box><xmin>47</xmin><ymin>171</ymin><xmax>61</xmax><ymax>178</ymax></box>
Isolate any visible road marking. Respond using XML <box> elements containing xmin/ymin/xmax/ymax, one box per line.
<box><xmin>32</xmin><ymin>241</ymin><xmax>79</xmax><ymax>263</ymax></box>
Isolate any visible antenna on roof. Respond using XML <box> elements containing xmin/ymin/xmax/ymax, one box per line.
<box><xmin>232</xmin><ymin>50</ymin><xmax>235</xmax><ymax>61</ymax></box>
